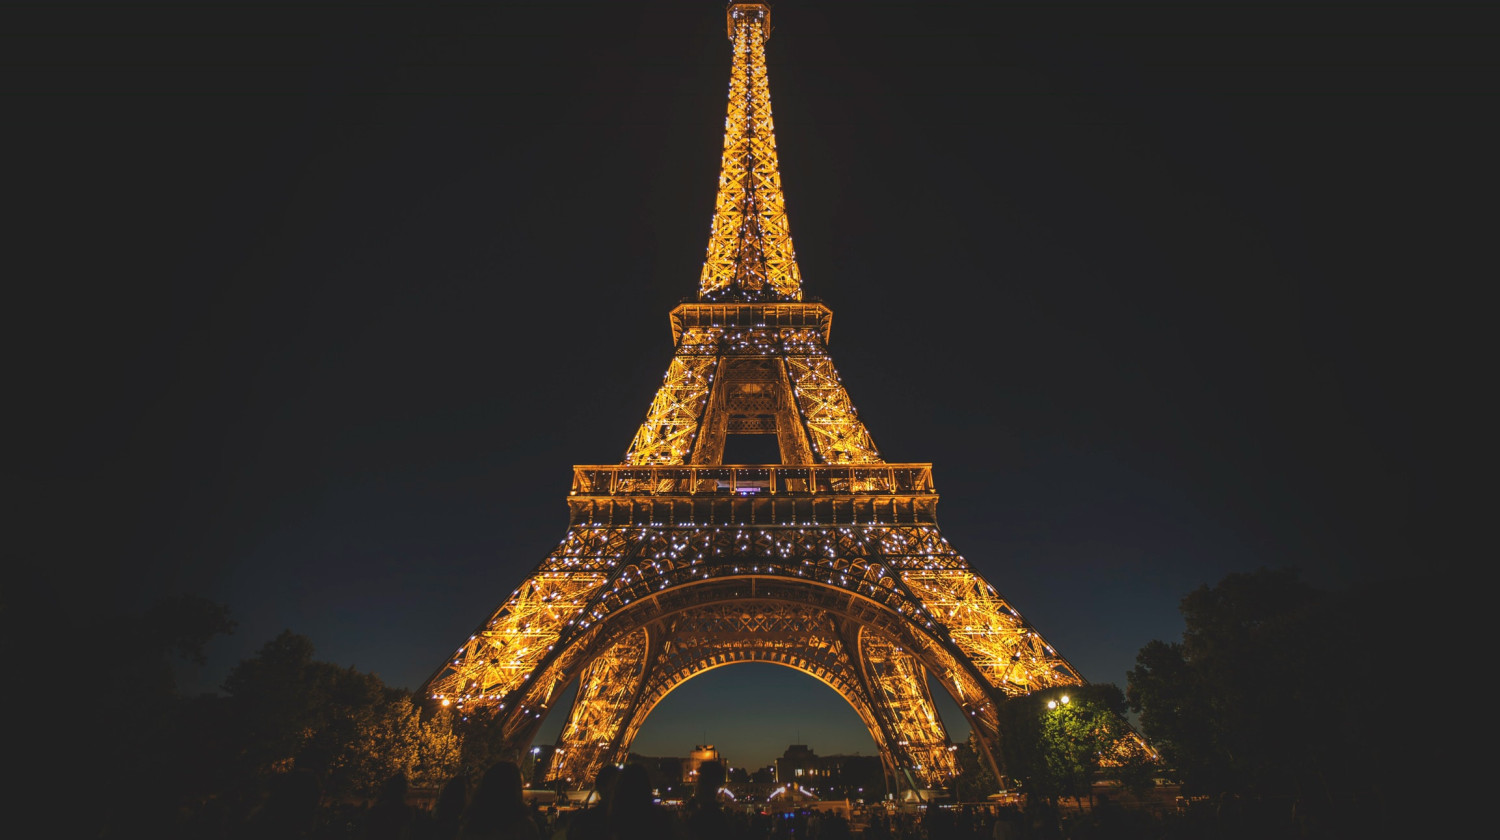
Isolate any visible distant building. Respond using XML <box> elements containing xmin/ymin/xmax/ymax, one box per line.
<box><xmin>623</xmin><ymin>745</ymin><xmax>730</xmax><ymax>792</ymax></box>
<box><xmin>626</xmin><ymin>753</ymin><xmax>685</xmax><ymax>793</ymax></box>
<box><xmin>683</xmin><ymin>744</ymin><xmax>724</xmax><ymax>784</ymax></box>
<box><xmin>776</xmin><ymin>744</ymin><xmax>819</xmax><ymax>783</ymax></box>
<box><xmin>774</xmin><ymin>744</ymin><xmax>883</xmax><ymax>794</ymax></box>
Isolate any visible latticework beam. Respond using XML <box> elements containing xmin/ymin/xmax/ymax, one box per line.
<box><xmin>550</xmin><ymin>629</ymin><xmax>651</xmax><ymax>785</ymax></box>
<box><xmin>785</xmin><ymin>355</ymin><xmax>882</xmax><ymax>464</ymax></box>
<box><xmin>902</xmin><ymin>570</ymin><xmax>1084</xmax><ymax>693</ymax></box>
<box><xmin>624</xmin><ymin>357</ymin><xmax>717</xmax><ymax>465</ymax></box>
<box><xmin>860</xmin><ymin>632</ymin><xmax>959</xmax><ymax>785</ymax></box>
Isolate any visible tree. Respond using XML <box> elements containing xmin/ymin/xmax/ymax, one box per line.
<box><xmin>951</xmin><ymin>730</ymin><xmax>1000</xmax><ymax>802</ymax></box>
<box><xmin>1126</xmin><ymin>638</ymin><xmax>1226</xmax><ymax>794</ymax></box>
<box><xmin>75</xmin><ymin>595</ymin><xmax>237</xmax><ymax>837</ymax></box>
<box><xmin>448</xmin><ymin>703</ymin><xmax>516</xmax><ymax>784</ymax></box>
<box><xmin>40</xmin><ymin>597</ymin><xmax>471</xmax><ymax>834</ymax></box>
<box><xmin>223</xmin><ymin>630</ymin><xmax>460</xmax><ymax>800</ymax></box>
<box><xmin>1127</xmin><ymin>567</ymin><xmax>1436</xmax><ymax>812</ymax></box>
<box><xmin>324</xmin><ymin>692</ymin><xmax>461</xmax><ymax>795</ymax></box>
<box><xmin>997</xmin><ymin>683</ymin><xmax>1142</xmax><ymax>809</ymax></box>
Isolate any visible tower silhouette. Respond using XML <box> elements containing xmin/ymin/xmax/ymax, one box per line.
<box><xmin>424</xmin><ymin>4</ymin><xmax>1117</xmax><ymax>795</ymax></box>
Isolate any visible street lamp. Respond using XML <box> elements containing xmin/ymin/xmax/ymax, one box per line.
<box><xmin>523</xmin><ymin>746</ymin><xmax>543</xmax><ymax>787</ymax></box>
<box><xmin>1046</xmin><ymin>694</ymin><xmax>1070</xmax><ymax>710</ymax></box>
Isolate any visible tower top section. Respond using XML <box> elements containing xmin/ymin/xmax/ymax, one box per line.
<box><xmin>726</xmin><ymin>3</ymin><xmax>771</xmax><ymax>41</ymax></box>
<box><xmin>699</xmin><ymin>2</ymin><xmax>802</xmax><ymax>302</ymax></box>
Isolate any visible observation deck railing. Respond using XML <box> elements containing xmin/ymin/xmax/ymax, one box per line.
<box><xmin>570</xmin><ymin>463</ymin><xmax>935</xmax><ymax>497</ymax></box>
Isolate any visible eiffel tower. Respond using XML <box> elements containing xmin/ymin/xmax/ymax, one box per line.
<box><xmin>424</xmin><ymin>4</ymin><xmax>1096</xmax><ymax>795</ymax></box>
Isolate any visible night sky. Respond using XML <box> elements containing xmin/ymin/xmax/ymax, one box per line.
<box><xmin>15</xmin><ymin>2</ymin><xmax>1484</xmax><ymax>772</ymax></box>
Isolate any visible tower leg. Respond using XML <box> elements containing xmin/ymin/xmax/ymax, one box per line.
<box><xmin>549</xmin><ymin>628</ymin><xmax>652</xmax><ymax>787</ymax></box>
<box><xmin>858</xmin><ymin>631</ymin><xmax>958</xmax><ymax>794</ymax></box>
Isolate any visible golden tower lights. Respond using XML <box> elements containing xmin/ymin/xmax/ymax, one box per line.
<box><xmin>423</xmin><ymin>4</ymin><xmax>1148</xmax><ymax>795</ymax></box>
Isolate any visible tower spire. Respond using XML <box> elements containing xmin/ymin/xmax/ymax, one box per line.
<box><xmin>700</xmin><ymin>3</ymin><xmax>803</xmax><ymax>302</ymax></box>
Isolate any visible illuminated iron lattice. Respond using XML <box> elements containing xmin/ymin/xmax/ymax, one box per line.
<box><xmin>422</xmin><ymin>3</ymin><xmax>1140</xmax><ymax>796</ymax></box>
<box><xmin>700</xmin><ymin>3</ymin><xmax>800</xmax><ymax>302</ymax></box>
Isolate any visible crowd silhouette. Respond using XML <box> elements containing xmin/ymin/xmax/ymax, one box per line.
<box><xmin>563</xmin><ymin>764</ymin><xmax>619</xmax><ymax>840</ymax></box>
<box><xmin>455</xmin><ymin>761</ymin><xmax>541</xmax><ymax>840</ymax></box>
<box><xmin>188</xmin><ymin>758</ymin><xmax>1388</xmax><ymax>840</ymax></box>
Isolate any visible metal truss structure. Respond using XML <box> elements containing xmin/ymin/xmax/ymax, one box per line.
<box><xmin>700</xmin><ymin>3</ymin><xmax>800</xmax><ymax>302</ymax></box>
<box><xmin>423</xmin><ymin>4</ymin><xmax>1144</xmax><ymax>796</ymax></box>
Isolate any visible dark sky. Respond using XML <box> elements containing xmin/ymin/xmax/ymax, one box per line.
<box><xmin>14</xmin><ymin>2</ymin><xmax>1485</xmax><ymax>771</ymax></box>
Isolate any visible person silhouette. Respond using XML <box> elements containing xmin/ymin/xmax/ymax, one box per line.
<box><xmin>990</xmin><ymin>805</ymin><xmax>1021</xmax><ymax>840</ymax></box>
<box><xmin>607</xmin><ymin>763</ymin><xmax>683</xmax><ymax>840</ymax></box>
<box><xmin>566</xmin><ymin>764</ymin><xmax>620</xmax><ymax>840</ymax></box>
<box><xmin>459</xmin><ymin>761</ymin><xmax>541</xmax><ymax>840</ymax></box>
<box><xmin>242</xmin><ymin>769</ymin><xmax>323</xmax><ymax>840</ymax></box>
<box><xmin>365</xmin><ymin>772</ymin><xmax>415</xmax><ymax>840</ymax></box>
<box><xmin>409</xmin><ymin>775</ymin><xmax>469</xmax><ymax>840</ymax></box>
<box><xmin>683</xmin><ymin>761</ymin><xmax>734</xmax><ymax>840</ymax></box>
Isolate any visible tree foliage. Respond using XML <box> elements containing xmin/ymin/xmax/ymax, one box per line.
<box><xmin>324</xmin><ymin>691</ymin><xmax>461</xmax><ymax>795</ymax></box>
<box><xmin>448</xmin><ymin>703</ymin><xmax>517</xmax><ymax>785</ymax></box>
<box><xmin>1127</xmin><ymin>567</ymin><xmax>1433</xmax><ymax>805</ymax></box>
<box><xmin>72</xmin><ymin>597</ymin><xmax>478</xmax><ymax>838</ymax></box>
<box><xmin>222</xmin><ymin>630</ymin><xmax>460</xmax><ymax>800</ymax></box>
<box><xmin>997</xmin><ymin>683</ymin><xmax>1142</xmax><ymax>806</ymax></box>
<box><xmin>951</xmin><ymin>729</ymin><xmax>1000</xmax><ymax>801</ymax></box>
<box><xmin>70</xmin><ymin>595</ymin><xmax>238</xmax><ymax>836</ymax></box>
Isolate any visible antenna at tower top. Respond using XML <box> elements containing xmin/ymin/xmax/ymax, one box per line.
<box><xmin>727</xmin><ymin>3</ymin><xmax>772</xmax><ymax>42</ymax></box>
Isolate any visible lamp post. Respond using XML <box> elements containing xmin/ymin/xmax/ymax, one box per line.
<box><xmin>524</xmin><ymin>746</ymin><xmax>542</xmax><ymax>786</ymax></box>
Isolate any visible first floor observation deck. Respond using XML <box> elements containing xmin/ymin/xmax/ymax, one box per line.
<box><xmin>567</xmin><ymin>463</ymin><xmax>939</xmax><ymax>528</ymax></box>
